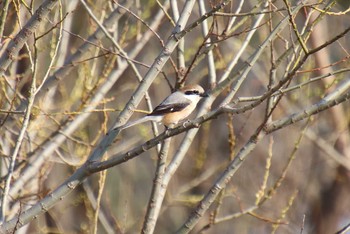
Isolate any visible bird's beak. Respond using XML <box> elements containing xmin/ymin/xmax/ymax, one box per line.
<box><xmin>200</xmin><ymin>92</ymin><xmax>209</xmax><ymax>98</ymax></box>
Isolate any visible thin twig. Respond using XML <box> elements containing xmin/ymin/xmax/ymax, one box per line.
<box><xmin>236</xmin><ymin>67</ymin><xmax>349</xmax><ymax>102</ymax></box>
<box><xmin>7</xmin><ymin>1</ymin><xmax>169</xmax><ymax>200</ymax></box>
<box><xmin>0</xmin><ymin>1</ymin><xmax>198</xmax><ymax>231</ymax></box>
<box><xmin>0</xmin><ymin>0</ymin><xmax>63</xmax><ymax>223</ymax></box>
<box><xmin>215</xmin><ymin>8</ymin><xmax>288</xmax><ymax>17</ymax></box>
<box><xmin>113</xmin><ymin>1</ymin><xmax>164</xmax><ymax>46</ymax></box>
<box><xmin>1</xmin><ymin>76</ymin><xmax>349</xmax><ymax>231</ymax></box>
<box><xmin>283</xmin><ymin>0</ymin><xmax>308</xmax><ymax>54</ymax></box>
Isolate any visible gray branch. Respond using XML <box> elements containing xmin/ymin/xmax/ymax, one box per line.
<box><xmin>0</xmin><ymin>0</ymin><xmax>58</xmax><ymax>76</ymax></box>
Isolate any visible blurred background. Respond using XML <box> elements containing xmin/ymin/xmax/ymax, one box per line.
<box><xmin>0</xmin><ymin>0</ymin><xmax>349</xmax><ymax>233</ymax></box>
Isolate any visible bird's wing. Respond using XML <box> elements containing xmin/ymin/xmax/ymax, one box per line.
<box><xmin>149</xmin><ymin>92</ymin><xmax>191</xmax><ymax>116</ymax></box>
<box><xmin>149</xmin><ymin>102</ymin><xmax>189</xmax><ymax>116</ymax></box>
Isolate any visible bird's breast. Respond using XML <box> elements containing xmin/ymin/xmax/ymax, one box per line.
<box><xmin>162</xmin><ymin>102</ymin><xmax>196</xmax><ymax>126</ymax></box>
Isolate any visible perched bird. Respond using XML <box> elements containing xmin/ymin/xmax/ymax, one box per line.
<box><xmin>120</xmin><ymin>84</ymin><xmax>208</xmax><ymax>129</ymax></box>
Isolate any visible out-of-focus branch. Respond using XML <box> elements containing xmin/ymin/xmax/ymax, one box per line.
<box><xmin>0</xmin><ymin>0</ymin><xmax>200</xmax><ymax>231</ymax></box>
<box><xmin>92</xmin><ymin>78</ymin><xmax>350</xmax><ymax>172</ymax></box>
<box><xmin>0</xmin><ymin>0</ymin><xmax>58</xmax><ymax>77</ymax></box>
<box><xmin>80</xmin><ymin>0</ymin><xmax>160</xmax><ymax>146</ymax></box>
<box><xmin>199</xmin><ymin>205</ymin><xmax>258</xmax><ymax>232</ymax></box>
<box><xmin>34</xmin><ymin>2</ymin><xmax>131</xmax><ymax>102</ymax></box>
<box><xmin>1</xmin><ymin>71</ymin><xmax>348</xmax><ymax>232</ymax></box>
<box><xmin>0</xmin><ymin>0</ymin><xmax>11</xmax><ymax>45</ymax></box>
<box><xmin>8</xmin><ymin>1</ymin><xmax>168</xmax><ymax>202</ymax></box>
<box><xmin>215</xmin><ymin>2</ymin><xmax>302</xmax><ymax>99</ymax></box>
<box><xmin>82</xmin><ymin>182</ymin><xmax>117</xmax><ymax>234</ymax></box>
<box><xmin>176</xmin><ymin>128</ymin><xmax>266</xmax><ymax>233</ymax></box>
<box><xmin>173</xmin><ymin>1</ymin><xmax>231</xmax><ymax>41</ymax></box>
<box><xmin>305</xmin><ymin>129</ymin><xmax>350</xmax><ymax>170</ymax></box>
<box><xmin>0</xmin><ymin>71</ymin><xmax>36</xmax><ymax>224</ymax></box>
<box><xmin>237</xmin><ymin>67</ymin><xmax>349</xmax><ymax>102</ymax></box>
<box><xmin>222</xmin><ymin>25</ymin><xmax>350</xmax><ymax>116</ymax></box>
<box><xmin>264</xmin><ymin>80</ymin><xmax>350</xmax><ymax>133</ymax></box>
<box><xmin>144</xmin><ymin>5</ymin><xmax>304</xmax><ymax>232</ymax></box>
<box><xmin>163</xmin><ymin>0</ymin><xmax>271</xmax><ymax>202</ymax></box>
<box><xmin>0</xmin><ymin>2</ymin><xmax>63</xmax><ymax>222</ymax></box>
<box><xmin>113</xmin><ymin>1</ymin><xmax>163</xmax><ymax>46</ymax></box>
<box><xmin>92</xmin><ymin>169</ymin><xmax>107</xmax><ymax>234</ymax></box>
<box><xmin>89</xmin><ymin>0</ymin><xmax>197</xmax><ymax>167</ymax></box>
<box><xmin>175</xmin><ymin>81</ymin><xmax>349</xmax><ymax>234</ymax></box>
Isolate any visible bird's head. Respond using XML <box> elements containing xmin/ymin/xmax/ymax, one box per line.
<box><xmin>181</xmin><ymin>84</ymin><xmax>209</xmax><ymax>98</ymax></box>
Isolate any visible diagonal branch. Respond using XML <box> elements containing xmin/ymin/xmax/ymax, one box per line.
<box><xmin>8</xmin><ymin>1</ymin><xmax>168</xmax><ymax>201</ymax></box>
<box><xmin>174</xmin><ymin>84</ymin><xmax>350</xmax><ymax>234</ymax></box>
<box><xmin>0</xmin><ymin>0</ymin><xmax>58</xmax><ymax>77</ymax></box>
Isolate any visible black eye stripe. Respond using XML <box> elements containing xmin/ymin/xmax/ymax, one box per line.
<box><xmin>185</xmin><ymin>90</ymin><xmax>200</xmax><ymax>95</ymax></box>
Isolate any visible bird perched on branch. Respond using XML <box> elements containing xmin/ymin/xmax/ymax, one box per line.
<box><xmin>119</xmin><ymin>84</ymin><xmax>208</xmax><ymax>130</ymax></box>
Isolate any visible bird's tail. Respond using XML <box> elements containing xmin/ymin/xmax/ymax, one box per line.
<box><xmin>118</xmin><ymin>115</ymin><xmax>161</xmax><ymax>130</ymax></box>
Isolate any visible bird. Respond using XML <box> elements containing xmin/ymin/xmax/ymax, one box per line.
<box><xmin>119</xmin><ymin>84</ymin><xmax>208</xmax><ymax>130</ymax></box>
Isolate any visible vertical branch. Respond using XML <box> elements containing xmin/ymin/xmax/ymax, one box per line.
<box><xmin>1</xmin><ymin>0</ymin><xmax>348</xmax><ymax>233</ymax></box>
<box><xmin>34</xmin><ymin>2</ymin><xmax>132</xmax><ymax>100</ymax></box>
<box><xmin>255</xmin><ymin>136</ymin><xmax>273</xmax><ymax>205</ymax></box>
<box><xmin>0</xmin><ymin>0</ymin><xmax>63</xmax><ymax>223</ymax></box>
<box><xmin>217</xmin><ymin>0</ymin><xmax>270</xmax><ymax>84</ymax></box>
<box><xmin>83</xmin><ymin>182</ymin><xmax>117</xmax><ymax>234</ymax></box>
<box><xmin>142</xmin><ymin>138</ymin><xmax>171</xmax><ymax>234</ymax></box>
<box><xmin>266</xmin><ymin>1</ymin><xmax>277</xmax><ymax>117</ymax></box>
<box><xmin>198</xmin><ymin>0</ymin><xmax>216</xmax><ymax>87</ymax></box>
<box><xmin>159</xmin><ymin>4</ymin><xmax>278</xmax><ymax>231</ymax></box>
<box><xmin>8</xmin><ymin>2</ymin><xmax>168</xmax><ymax>199</ymax></box>
<box><xmin>162</xmin><ymin>0</ymin><xmax>242</xmax><ymax>206</ymax></box>
<box><xmin>53</xmin><ymin>0</ymin><xmax>79</xmax><ymax>68</ymax></box>
<box><xmin>83</xmin><ymin>0</ymin><xmax>162</xmax><ymax>148</ymax></box>
<box><xmin>0</xmin><ymin>0</ymin><xmax>11</xmax><ymax>45</ymax></box>
<box><xmin>0</xmin><ymin>67</ymin><xmax>37</xmax><ymax>224</ymax></box>
<box><xmin>307</xmin><ymin>3</ymin><xmax>350</xmax><ymax>232</ymax></box>
<box><xmin>170</xmin><ymin>0</ymin><xmax>186</xmax><ymax>83</ymax></box>
<box><xmin>92</xmin><ymin>169</ymin><xmax>107</xmax><ymax>234</ymax></box>
<box><xmin>111</xmin><ymin>0</ymin><xmax>196</xmax><ymax>129</ymax></box>
<box><xmin>215</xmin><ymin>3</ymin><xmax>305</xmax><ymax>104</ymax></box>
<box><xmin>283</xmin><ymin>0</ymin><xmax>308</xmax><ymax>54</ymax></box>
<box><xmin>263</xmin><ymin>120</ymin><xmax>310</xmax><ymax>203</ymax></box>
<box><xmin>1</xmin><ymin>1</ymin><xmax>199</xmax><ymax>231</ymax></box>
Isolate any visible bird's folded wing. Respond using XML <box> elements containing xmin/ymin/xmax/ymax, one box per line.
<box><xmin>149</xmin><ymin>102</ymin><xmax>190</xmax><ymax>116</ymax></box>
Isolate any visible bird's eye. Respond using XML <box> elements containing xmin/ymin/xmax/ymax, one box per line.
<box><xmin>185</xmin><ymin>90</ymin><xmax>199</xmax><ymax>95</ymax></box>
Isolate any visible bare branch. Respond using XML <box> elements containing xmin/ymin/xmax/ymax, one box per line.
<box><xmin>0</xmin><ymin>0</ymin><xmax>58</xmax><ymax>77</ymax></box>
